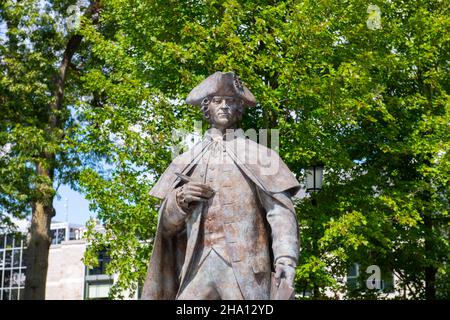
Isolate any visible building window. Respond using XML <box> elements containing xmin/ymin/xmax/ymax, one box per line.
<box><xmin>69</xmin><ymin>228</ymin><xmax>75</xmax><ymax>240</ymax></box>
<box><xmin>87</xmin><ymin>250</ymin><xmax>110</xmax><ymax>276</ymax></box>
<box><xmin>57</xmin><ymin>228</ymin><xmax>66</xmax><ymax>243</ymax></box>
<box><xmin>347</xmin><ymin>263</ymin><xmax>360</xmax><ymax>290</ymax></box>
<box><xmin>4</xmin><ymin>250</ymin><xmax>12</xmax><ymax>268</ymax></box>
<box><xmin>84</xmin><ymin>249</ymin><xmax>114</xmax><ymax>300</ymax></box>
<box><xmin>68</xmin><ymin>228</ymin><xmax>83</xmax><ymax>240</ymax></box>
<box><xmin>12</xmin><ymin>250</ymin><xmax>20</xmax><ymax>268</ymax></box>
<box><xmin>0</xmin><ymin>233</ymin><xmax>26</xmax><ymax>300</ymax></box>
<box><xmin>137</xmin><ymin>284</ymin><xmax>143</xmax><ymax>300</ymax></box>
<box><xmin>50</xmin><ymin>229</ymin><xmax>58</xmax><ymax>244</ymax></box>
<box><xmin>50</xmin><ymin>228</ymin><xmax>68</xmax><ymax>245</ymax></box>
<box><xmin>5</xmin><ymin>234</ymin><xmax>14</xmax><ymax>249</ymax></box>
<box><xmin>85</xmin><ymin>279</ymin><xmax>114</xmax><ymax>300</ymax></box>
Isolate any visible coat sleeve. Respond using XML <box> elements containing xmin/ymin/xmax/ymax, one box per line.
<box><xmin>141</xmin><ymin>198</ymin><xmax>185</xmax><ymax>300</ymax></box>
<box><xmin>161</xmin><ymin>188</ymin><xmax>189</xmax><ymax>236</ymax></box>
<box><xmin>257</xmin><ymin>189</ymin><xmax>299</xmax><ymax>266</ymax></box>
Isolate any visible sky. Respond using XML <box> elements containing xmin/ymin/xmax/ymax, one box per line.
<box><xmin>53</xmin><ymin>184</ymin><xmax>92</xmax><ymax>225</ymax></box>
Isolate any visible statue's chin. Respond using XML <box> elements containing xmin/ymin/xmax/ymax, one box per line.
<box><xmin>211</xmin><ymin>119</ymin><xmax>236</xmax><ymax>131</ymax></box>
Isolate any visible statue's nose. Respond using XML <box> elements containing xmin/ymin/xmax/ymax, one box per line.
<box><xmin>220</xmin><ymin>100</ymin><xmax>230</xmax><ymax>109</ymax></box>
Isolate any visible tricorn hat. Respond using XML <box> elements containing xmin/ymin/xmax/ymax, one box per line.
<box><xmin>186</xmin><ymin>72</ymin><xmax>256</xmax><ymax>107</ymax></box>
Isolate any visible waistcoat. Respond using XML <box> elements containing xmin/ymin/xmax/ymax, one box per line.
<box><xmin>187</xmin><ymin>138</ymin><xmax>270</xmax><ymax>272</ymax></box>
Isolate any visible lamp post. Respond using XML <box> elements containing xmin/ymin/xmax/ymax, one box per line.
<box><xmin>305</xmin><ymin>165</ymin><xmax>323</xmax><ymax>194</ymax></box>
<box><xmin>304</xmin><ymin>164</ymin><xmax>324</xmax><ymax>299</ymax></box>
<box><xmin>305</xmin><ymin>165</ymin><xmax>324</xmax><ymax>205</ymax></box>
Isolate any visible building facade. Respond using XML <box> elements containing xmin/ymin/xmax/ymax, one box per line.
<box><xmin>0</xmin><ymin>232</ymin><xmax>27</xmax><ymax>300</ymax></box>
<box><xmin>0</xmin><ymin>219</ymin><xmax>121</xmax><ymax>300</ymax></box>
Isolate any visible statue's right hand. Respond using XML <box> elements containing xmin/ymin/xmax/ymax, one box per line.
<box><xmin>176</xmin><ymin>182</ymin><xmax>215</xmax><ymax>212</ymax></box>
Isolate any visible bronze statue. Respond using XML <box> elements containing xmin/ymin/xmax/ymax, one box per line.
<box><xmin>142</xmin><ymin>72</ymin><xmax>300</xmax><ymax>300</ymax></box>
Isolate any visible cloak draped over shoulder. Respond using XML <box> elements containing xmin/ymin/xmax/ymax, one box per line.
<box><xmin>141</xmin><ymin>130</ymin><xmax>300</xmax><ymax>300</ymax></box>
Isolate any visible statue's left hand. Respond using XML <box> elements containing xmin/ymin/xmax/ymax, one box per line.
<box><xmin>274</xmin><ymin>257</ymin><xmax>296</xmax><ymax>287</ymax></box>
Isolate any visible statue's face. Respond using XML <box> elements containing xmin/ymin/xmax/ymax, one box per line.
<box><xmin>208</xmin><ymin>95</ymin><xmax>243</xmax><ymax>130</ymax></box>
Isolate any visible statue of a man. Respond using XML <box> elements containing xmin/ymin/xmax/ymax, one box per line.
<box><xmin>142</xmin><ymin>72</ymin><xmax>300</xmax><ymax>300</ymax></box>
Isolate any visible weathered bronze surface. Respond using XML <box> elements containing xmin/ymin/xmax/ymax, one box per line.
<box><xmin>142</xmin><ymin>72</ymin><xmax>300</xmax><ymax>300</ymax></box>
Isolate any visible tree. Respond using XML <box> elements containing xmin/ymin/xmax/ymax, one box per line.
<box><xmin>2</xmin><ymin>0</ymin><xmax>448</xmax><ymax>300</ymax></box>
<box><xmin>77</xmin><ymin>0</ymin><xmax>449</xmax><ymax>299</ymax></box>
<box><xmin>0</xmin><ymin>0</ymin><xmax>100</xmax><ymax>299</ymax></box>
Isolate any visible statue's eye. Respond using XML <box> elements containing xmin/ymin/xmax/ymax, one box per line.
<box><xmin>212</xmin><ymin>98</ymin><xmax>222</xmax><ymax>104</ymax></box>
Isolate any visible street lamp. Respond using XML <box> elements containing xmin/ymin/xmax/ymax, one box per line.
<box><xmin>305</xmin><ymin>165</ymin><xmax>324</xmax><ymax>194</ymax></box>
<box><xmin>304</xmin><ymin>164</ymin><xmax>324</xmax><ymax>299</ymax></box>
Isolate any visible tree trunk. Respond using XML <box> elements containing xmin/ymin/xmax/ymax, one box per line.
<box><xmin>418</xmin><ymin>66</ymin><xmax>437</xmax><ymax>300</ymax></box>
<box><xmin>24</xmin><ymin>162</ymin><xmax>55</xmax><ymax>300</ymax></box>
<box><xmin>23</xmin><ymin>33</ymin><xmax>83</xmax><ymax>300</ymax></box>
<box><xmin>424</xmin><ymin>212</ymin><xmax>436</xmax><ymax>300</ymax></box>
<box><xmin>425</xmin><ymin>265</ymin><xmax>437</xmax><ymax>300</ymax></box>
<box><xmin>22</xmin><ymin>1</ymin><xmax>100</xmax><ymax>299</ymax></box>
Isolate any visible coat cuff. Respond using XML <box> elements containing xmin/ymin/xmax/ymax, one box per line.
<box><xmin>163</xmin><ymin>188</ymin><xmax>189</xmax><ymax>229</ymax></box>
<box><xmin>274</xmin><ymin>255</ymin><xmax>298</xmax><ymax>267</ymax></box>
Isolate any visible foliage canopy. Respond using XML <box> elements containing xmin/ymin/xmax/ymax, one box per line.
<box><xmin>1</xmin><ymin>0</ymin><xmax>448</xmax><ymax>299</ymax></box>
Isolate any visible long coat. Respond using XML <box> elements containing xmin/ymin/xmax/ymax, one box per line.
<box><xmin>141</xmin><ymin>129</ymin><xmax>300</xmax><ymax>299</ymax></box>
